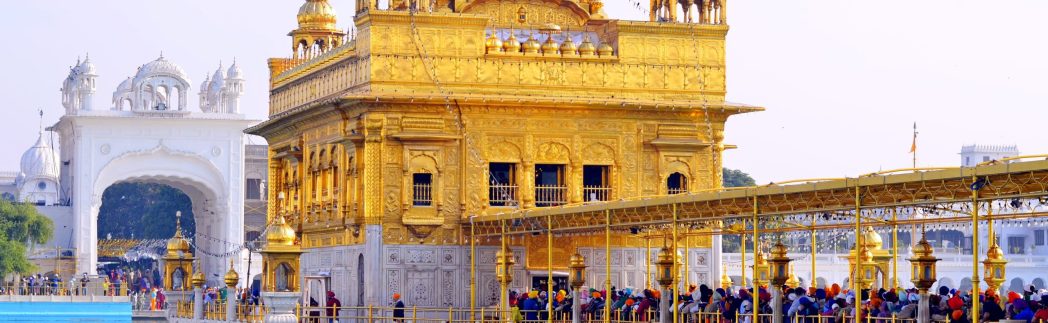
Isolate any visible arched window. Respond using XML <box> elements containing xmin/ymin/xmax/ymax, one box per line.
<box><xmin>667</xmin><ymin>172</ymin><xmax>688</xmax><ymax>194</ymax></box>
<box><xmin>172</xmin><ymin>267</ymin><xmax>186</xmax><ymax>290</ymax></box>
<box><xmin>276</xmin><ymin>263</ymin><xmax>293</xmax><ymax>291</ymax></box>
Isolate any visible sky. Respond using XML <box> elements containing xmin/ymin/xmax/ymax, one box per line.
<box><xmin>1</xmin><ymin>1</ymin><xmax>1046</xmax><ymax>183</ymax></box>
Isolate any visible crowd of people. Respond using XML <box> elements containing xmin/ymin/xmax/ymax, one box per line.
<box><xmin>499</xmin><ymin>283</ymin><xmax>1048</xmax><ymax>323</ymax></box>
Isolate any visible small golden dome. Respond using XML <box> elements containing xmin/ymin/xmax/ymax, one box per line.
<box><xmin>863</xmin><ymin>227</ymin><xmax>883</xmax><ymax>249</ymax></box>
<box><xmin>770</xmin><ymin>241</ymin><xmax>789</xmax><ymax>258</ymax></box>
<box><xmin>858</xmin><ymin>245</ymin><xmax>874</xmax><ymax>263</ymax></box>
<box><xmin>986</xmin><ymin>241</ymin><xmax>1005</xmax><ymax>260</ymax></box>
<box><xmin>569</xmin><ymin>253</ymin><xmax>585</xmax><ymax>268</ymax></box>
<box><xmin>485</xmin><ymin>33</ymin><xmax>503</xmax><ymax>54</ymax></box>
<box><xmin>720</xmin><ymin>265</ymin><xmax>733</xmax><ymax>289</ymax></box>
<box><xmin>559</xmin><ymin>37</ymin><xmax>578</xmax><ymax>56</ymax></box>
<box><xmin>503</xmin><ymin>33</ymin><xmax>521</xmax><ymax>53</ymax></box>
<box><xmin>166</xmin><ymin>212</ymin><xmax>191</xmax><ymax>256</ymax></box>
<box><xmin>224</xmin><ymin>260</ymin><xmax>240</xmax><ymax>288</ymax></box>
<box><xmin>540</xmin><ymin>36</ymin><xmax>559</xmax><ymax>55</ymax></box>
<box><xmin>298</xmin><ymin>0</ymin><xmax>338</xmax><ymax>31</ymax></box>
<box><xmin>597</xmin><ymin>42</ymin><xmax>614</xmax><ymax>57</ymax></box>
<box><xmin>522</xmin><ymin>35</ymin><xmax>541</xmax><ymax>54</ymax></box>
<box><xmin>266</xmin><ymin>216</ymin><xmax>297</xmax><ymax>246</ymax></box>
<box><xmin>192</xmin><ymin>270</ymin><xmax>205</xmax><ymax>288</ymax></box>
<box><xmin>912</xmin><ymin>237</ymin><xmax>934</xmax><ymax>258</ymax></box>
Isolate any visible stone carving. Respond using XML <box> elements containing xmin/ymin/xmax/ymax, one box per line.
<box><xmin>407</xmin><ymin>250</ymin><xmax>436</xmax><ymax>264</ymax></box>
<box><xmin>582</xmin><ymin>142</ymin><xmax>615</xmax><ymax>165</ymax></box>
<box><xmin>442</xmin><ymin>270</ymin><xmax>455</xmax><ymax>306</ymax></box>
<box><xmin>535</xmin><ymin>141</ymin><xmax>570</xmax><ymax>163</ymax></box>
<box><xmin>387</xmin><ymin>270</ymin><xmax>401</xmax><ymax>295</ymax></box>
<box><xmin>442</xmin><ymin>250</ymin><xmax>455</xmax><ymax>265</ymax></box>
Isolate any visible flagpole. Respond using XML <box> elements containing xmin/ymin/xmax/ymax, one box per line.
<box><xmin>911</xmin><ymin>122</ymin><xmax>917</xmax><ymax>168</ymax></box>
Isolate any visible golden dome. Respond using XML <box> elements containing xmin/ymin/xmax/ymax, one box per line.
<box><xmin>597</xmin><ymin>42</ymin><xmax>614</xmax><ymax>57</ymax></box>
<box><xmin>485</xmin><ymin>33</ymin><xmax>503</xmax><ymax>54</ymax></box>
<box><xmin>522</xmin><ymin>35</ymin><xmax>541</xmax><ymax>54</ymax></box>
<box><xmin>912</xmin><ymin>236</ymin><xmax>934</xmax><ymax>258</ymax></box>
<box><xmin>540</xmin><ymin>36</ymin><xmax>559</xmax><ymax>55</ymax></box>
<box><xmin>503</xmin><ymin>33</ymin><xmax>521</xmax><ymax>53</ymax></box>
<box><xmin>266</xmin><ymin>215</ymin><xmax>297</xmax><ymax>246</ymax></box>
<box><xmin>559</xmin><ymin>37</ymin><xmax>578</xmax><ymax>56</ymax></box>
<box><xmin>720</xmin><ymin>265</ymin><xmax>733</xmax><ymax>289</ymax></box>
<box><xmin>166</xmin><ymin>212</ymin><xmax>191</xmax><ymax>256</ymax></box>
<box><xmin>985</xmin><ymin>240</ymin><xmax>1005</xmax><ymax>260</ymax></box>
<box><xmin>770</xmin><ymin>241</ymin><xmax>789</xmax><ymax>258</ymax></box>
<box><xmin>297</xmin><ymin>0</ymin><xmax>338</xmax><ymax>31</ymax></box>
<box><xmin>863</xmin><ymin>227</ymin><xmax>883</xmax><ymax>249</ymax></box>
<box><xmin>858</xmin><ymin>245</ymin><xmax>874</xmax><ymax>263</ymax></box>
<box><xmin>192</xmin><ymin>270</ymin><xmax>205</xmax><ymax>288</ymax></box>
<box><xmin>224</xmin><ymin>260</ymin><xmax>240</xmax><ymax>288</ymax></box>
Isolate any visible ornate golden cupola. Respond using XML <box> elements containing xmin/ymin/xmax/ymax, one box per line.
<box><xmin>291</xmin><ymin>0</ymin><xmax>346</xmax><ymax>59</ymax></box>
<box><xmin>163</xmin><ymin>211</ymin><xmax>194</xmax><ymax>291</ymax></box>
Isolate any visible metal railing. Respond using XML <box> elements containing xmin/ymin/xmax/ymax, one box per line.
<box><xmin>413</xmin><ymin>182</ymin><xmax>433</xmax><ymax>206</ymax></box>
<box><xmin>173</xmin><ymin>300</ymin><xmax>194</xmax><ymax>319</ymax></box>
<box><xmin>583</xmin><ymin>186</ymin><xmax>612</xmax><ymax>202</ymax></box>
<box><xmin>235</xmin><ymin>303</ymin><xmax>268</xmax><ymax>322</ymax></box>
<box><xmin>1</xmin><ymin>279</ymin><xmax>127</xmax><ymax>297</ymax></box>
<box><xmin>490</xmin><ymin>183</ymin><xmax>519</xmax><ymax>207</ymax></box>
<box><xmin>536</xmin><ymin>185</ymin><xmax>568</xmax><ymax>207</ymax></box>
<box><xmin>203</xmin><ymin>301</ymin><xmax>227</xmax><ymax>321</ymax></box>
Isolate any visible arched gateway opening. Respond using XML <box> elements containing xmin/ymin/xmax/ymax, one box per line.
<box><xmin>76</xmin><ymin>144</ymin><xmax>244</xmax><ymax>286</ymax></box>
<box><xmin>95</xmin><ymin>182</ymin><xmax>196</xmax><ymax>290</ymax></box>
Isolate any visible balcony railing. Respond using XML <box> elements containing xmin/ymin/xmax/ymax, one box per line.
<box><xmin>583</xmin><ymin>186</ymin><xmax>612</xmax><ymax>202</ymax></box>
<box><xmin>668</xmin><ymin>187</ymin><xmax>687</xmax><ymax>195</ymax></box>
<box><xmin>489</xmin><ymin>184</ymin><xmax>518</xmax><ymax>207</ymax></box>
<box><xmin>413</xmin><ymin>183</ymin><xmax>432</xmax><ymax>206</ymax></box>
<box><xmin>535</xmin><ymin>185</ymin><xmax>568</xmax><ymax>207</ymax></box>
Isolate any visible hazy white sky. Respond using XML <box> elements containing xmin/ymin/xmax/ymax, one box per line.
<box><xmin>1</xmin><ymin>1</ymin><xmax>1046</xmax><ymax>183</ymax></box>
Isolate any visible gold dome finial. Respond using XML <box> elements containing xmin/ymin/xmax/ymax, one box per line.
<box><xmin>863</xmin><ymin>227</ymin><xmax>883</xmax><ymax>249</ymax></box>
<box><xmin>522</xmin><ymin>33</ymin><xmax>541</xmax><ymax>55</ymax></box>
<box><xmin>266</xmin><ymin>215</ymin><xmax>297</xmax><ymax>246</ymax></box>
<box><xmin>224</xmin><ymin>258</ymin><xmax>240</xmax><ymax>288</ymax></box>
<box><xmin>166</xmin><ymin>211</ymin><xmax>191</xmax><ymax>256</ymax></box>
<box><xmin>559</xmin><ymin>33</ymin><xmax>578</xmax><ymax>57</ymax></box>
<box><xmin>503</xmin><ymin>30</ymin><xmax>521</xmax><ymax>53</ymax></box>
<box><xmin>298</xmin><ymin>0</ymin><xmax>338</xmax><ymax>31</ymax></box>
<box><xmin>720</xmin><ymin>264</ymin><xmax>733</xmax><ymax>289</ymax></box>
<box><xmin>485</xmin><ymin>30</ymin><xmax>503</xmax><ymax>54</ymax></box>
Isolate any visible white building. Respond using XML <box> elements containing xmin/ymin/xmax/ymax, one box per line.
<box><xmin>3</xmin><ymin>55</ymin><xmax>258</xmax><ymax>285</ymax></box>
<box><xmin>961</xmin><ymin>144</ymin><xmax>1019</xmax><ymax>167</ymax></box>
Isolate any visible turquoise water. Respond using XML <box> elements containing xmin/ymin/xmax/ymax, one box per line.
<box><xmin>0</xmin><ymin>302</ymin><xmax>131</xmax><ymax>322</ymax></box>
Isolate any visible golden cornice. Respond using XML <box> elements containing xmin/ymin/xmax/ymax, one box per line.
<box><xmin>614</xmin><ymin>21</ymin><xmax>729</xmax><ymax>38</ymax></box>
<box><xmin>271</xmin><ymin>46</ymin><xmax>360</xmax><ymax>88</ymax></box>
<box><xmin>354</xmin><ymin>10</ymin><xmax>490</xmax><ymax>28</ymax></box>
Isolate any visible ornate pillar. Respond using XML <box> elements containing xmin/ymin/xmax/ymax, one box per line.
<box><xmin>521</xmin><ymin>160</ymin><xmax>535</xmax><ymax>208</ymax></box>
<box><xmin>224</xmin><ymin>260</ymin><xmax>239</xmax><ymax>322</ymax></box>
<box><xmin>192</xmin><ymin>270</ymin><xmax>205</xmax><ymax>320</ymax></box>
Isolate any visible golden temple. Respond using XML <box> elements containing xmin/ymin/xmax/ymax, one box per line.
<box><xmin>249</xmin><ymin>0</ymin><xmax>753</xmax><ymax>308</ymax></box>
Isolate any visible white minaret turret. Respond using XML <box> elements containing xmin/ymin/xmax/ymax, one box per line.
<box><xmin>224</xmin><ymin>59</ymin><xmax>245</xmax><ymax>114</ymax></box>
<box><xmin>61</xmin><ymin>56</ymin><xmax>98</xmax><ymax>114</ymax></box>
<box><xmin>198</xmin><ymin>73</ymin><xmax>211</xmax><ymax>112</ymax></box>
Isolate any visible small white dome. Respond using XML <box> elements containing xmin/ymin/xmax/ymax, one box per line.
<box><xmin>209</xmin><ymin>64</ymin><xmax>226</xmax><ymax>95</ymax></box>
<box><xmin>134</xmin><ymin>55</ymin><xmax>190</xmax><ymax>85</ymax></box>
<box><xmin>199</xmin><ymin>74</ymin><xmax>211</xmax><ymax>93</ymax></box>
<box><xmin>227</xmin><ymin>61</ymin><xmax>243</xmax><ymax>80</ymax></box>
<box><xmin>19</xmin><ymin>133</ymin><xmax>60</xmax><ymax>183</ymax></box>
<box><xmin>78</xmin><ymin>57</ymin><xmax>97</xmax><ymax>75</ymax></box>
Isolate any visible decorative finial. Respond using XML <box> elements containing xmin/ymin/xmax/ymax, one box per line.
<box><xmin>159</xmin><ymin>50</ymin><xmax>164</xmax><ymax>59</ymax></box>
<box><xmin>38</xmin><ymin>108</ymin><xmax>44</xmax><ymax>133</ymax></box>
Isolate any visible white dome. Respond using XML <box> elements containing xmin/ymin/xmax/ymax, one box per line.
<box><xmin>208</xmin><ymin>64</ymin><xmax>226</xmax><ymax>94</ymax></box>
<box><xmin>199</xmin><ymin>74</ymin><xmax>211</xmax><ymax>93</ymax></box>
<box><xmin>227</xmin><ymin>61</ymin><xmax>243</xmax><ymax>80</ymax></box>
<box><xmin>19</xmin><ymin>133</ymin><xmax>60</xmax><ymax>183</ymax></box>
<box><xmin>134</xmin><ymin>55</ymin><xmax>190</xmax><ymax>85</ymax></box>
<box><xmin>78</xmin><ymin>57</ymin><xmax>97</xmax><ymax>75</ymax></box>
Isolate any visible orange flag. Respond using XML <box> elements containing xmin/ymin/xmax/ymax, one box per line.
<box><xmin>909</xmin><ymin>123</ymin><xmax>917</xmax><ymax>153</ymax></box>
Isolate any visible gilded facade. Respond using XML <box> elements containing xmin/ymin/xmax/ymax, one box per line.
<box><xmin>248</xmin><ymin>0</ymin><xmax>759</xmax><ymax>307</ymax></box>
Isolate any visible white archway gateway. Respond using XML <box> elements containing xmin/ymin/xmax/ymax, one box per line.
<box><xmin>50</xmin><ymin>55</ymin><xmax>255</xmax><ymax>284</ymax></box>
